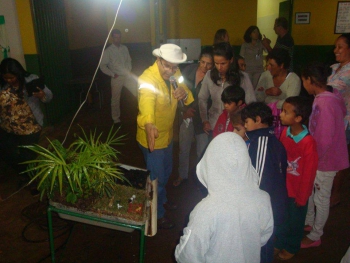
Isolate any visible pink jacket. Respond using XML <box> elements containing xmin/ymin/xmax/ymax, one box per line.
<box><xmin>309</xmin><ymin>89</ymin><xmax>349</xmax><ymax>171</ymax></box>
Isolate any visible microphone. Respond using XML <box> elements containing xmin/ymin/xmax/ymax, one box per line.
<box><xmin>169</xmin><ymin>76</ymin><xmax>184</xmax><ymax>108</ymax></box>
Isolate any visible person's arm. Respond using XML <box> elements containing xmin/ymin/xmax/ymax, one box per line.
<box><xmin>100</xmin><ymin>48</ymin><xmax>114</xmax><ymax>77</ymax></box>
<box><xmin>27</xmin><ymin>74</ymin><xmax>53</xmax><ymax>103</ymax></box>
<box><xmin>262</xmin><ymin>34</ymin><xmax>272</xmax><ymax>52</ymax></box>
<box><xmin>276</xmin><ymin>74</ymin><xmax>301</xmax><ymax>109</ymax></box>
<box><xmin>144</xmin><ymin>123</ymin><xmax>158</xmax><ymax>152</ymax></box>
<box><xmin>34</xmin><ymin>86</ymin><xmax>53</xmax><ymax>103</ymax></box>
<box><xmin>259</xmin><ymin>195</ymin><xmax>274</xmax><ymax>246</ymax></box>
<box><xmin>175</xmin><ymin>212</ymin><xmax>210</xmax><ymax>263</ymax></box>
<box><xmin>125</xmin><ymin>46</ymin><xmax>132</xmax><ymax>72</ymax></box>
<box><xmin>173</xmin><ymin>70</ymin><xmax>194</xmax><ymax>105</ymax></box>
<box><xmin>255</xmin><ymin>73</ymin><xmax>268</xmax><ymax>102</ymax></box>
<box><xmin>198</xmin><ymin>73</ymin><xmax>211</xmax><ymax>124</ymax></box>
<box><xmin>312</xmin><ymin>102</ymin><xmax>336</xmax><ymax>166</ymax></box>
<box><xmin>265</xmin><ymin>87</ymin><xmax>282</xmax><ymax>96</ymax></box>
<box><xmin>295</xmin><ymin>139</ymin><xmax>318</xmax><ymax>206</ymax></box>
<box><xmin>137</xmin><ymin>81</ymin><xmax>158</xmax><ymax>151</ymax></box>
<box><xmin>241</xmin><ymin>72</ymin><xmax>256</xmax><ymax>104</ymax></box>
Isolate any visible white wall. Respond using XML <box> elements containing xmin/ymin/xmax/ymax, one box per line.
<box><xmin>0</xmin><ymin>0</ymin><xmax>25</xmax><ymax>67</ymax></box>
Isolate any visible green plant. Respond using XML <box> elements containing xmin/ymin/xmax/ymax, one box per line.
<box><xmin>22</xmin><ymin>126</ymin><xmax>128</xmax><ymax>203</ymax></box>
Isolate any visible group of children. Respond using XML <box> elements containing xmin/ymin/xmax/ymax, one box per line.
<box><xmin>175</xmin><ymin>61</ymin><xmax>349</xmax><ymax>262</ymax></box>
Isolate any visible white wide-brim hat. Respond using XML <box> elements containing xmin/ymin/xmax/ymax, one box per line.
<box><xmin>152</xmin><ymin>43</ymin><xmax>187</xmax><ymax>64</ymax></box>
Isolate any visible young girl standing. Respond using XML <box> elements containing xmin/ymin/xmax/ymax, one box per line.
<box><xmin>301</xmin><ymin>62</ymin><xmax>349</xmax><ymax>248</ymax></box>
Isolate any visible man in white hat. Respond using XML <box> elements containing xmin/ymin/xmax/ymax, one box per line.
<box><xmin>137</xmin><ymin>44</ymin><xmax>194</xmax><ymax>229</ymax></box>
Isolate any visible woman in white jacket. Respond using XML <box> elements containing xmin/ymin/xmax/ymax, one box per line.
<box><xmin>175</xmin><ymin>132</ymin><xmax>274</xmax><ymax>263</ymax></box>
<box><xmin>198</xmin><ymin>42</ymin><xmax>256</xmax><ymax>137</ymax></box>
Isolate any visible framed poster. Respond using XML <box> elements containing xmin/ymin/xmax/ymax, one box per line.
<box><xmin>335</xmin><ymin>1</ymin><xmax>350</xmax><ymax>33</ymax></box>
<box><xmin>295</xmin><ymin>12</ymin><xmax>310</xmax><ymax>24</ymax></box>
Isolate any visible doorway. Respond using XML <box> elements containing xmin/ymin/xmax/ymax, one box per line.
<box><xmin>257</xmin><ymin>0</ymin><xmax>292</xmax><ymax>48</ymax></box>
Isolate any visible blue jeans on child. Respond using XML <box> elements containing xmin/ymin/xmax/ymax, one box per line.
<box><xmin>139</xmin><ymin>141</ymin><xmax>173</xmax><ymax>219</ymax></box>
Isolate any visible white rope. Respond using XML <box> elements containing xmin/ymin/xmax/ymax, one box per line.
<box><xmin>62</xmin><ymin>0</ymin><xmax>123</xmax><ymax>145</ymax></box>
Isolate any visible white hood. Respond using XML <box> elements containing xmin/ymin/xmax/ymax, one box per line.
<box><xmin>197</xmin><ymin>132</ymin><xmax>259</xmax><ymax>197</ymax></box>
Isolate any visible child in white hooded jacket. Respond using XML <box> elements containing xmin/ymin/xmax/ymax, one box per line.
<box><xmin>175</xmin><ymin>132</ymin><xmax>274</xmax><ymax>263</ymax></box>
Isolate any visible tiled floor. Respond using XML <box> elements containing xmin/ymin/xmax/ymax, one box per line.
<box><xmin>0</xmin><ymin>87</ymin><xmax>349</xmax><ymax>263</ymax></box>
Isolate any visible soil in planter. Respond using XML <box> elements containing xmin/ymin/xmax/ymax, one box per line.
<box><xmin>51</xmin><ymin>171</ymin><xmax>150</xmax><ymax>222</ymax></box>
<box><xmin>92</xmin><ymin>184</ymin><xmax>149</xmax><ymax>222</ymax></box>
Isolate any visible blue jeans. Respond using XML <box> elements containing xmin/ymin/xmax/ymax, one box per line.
<box><xmin>139</xmin><ymin>141</ymin><xmax>173</xmax><ymax>219</ymax></box>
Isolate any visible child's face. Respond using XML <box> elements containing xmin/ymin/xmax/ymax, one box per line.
<box><xmin>244</xmin><ymin>117</ymin><xmax>260</xmax><ymax>131</ymax></box>
<box><xmin>280</xmin><ymin>102</ymin><xmax>298</xmax><ymax>126</ymax></box>
<box><xmin>238</xmin><ymin>59</ymin><xmax>246</xmax><ymax>71</ymax></box>
<box><xmin>224</xmin><ymin>101</ymin><xmax>241</xmax><ymax>114</ymax></box>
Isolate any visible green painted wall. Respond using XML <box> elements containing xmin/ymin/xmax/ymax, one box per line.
<box><xmin>24</xmin><ymin>54</ymin><xmax>40</xmax><ymax>75</ymax></box>
<box><xmin>293</xmin><ymin>45</ymin><xmax>335</xmax><ymax>75</ymax></box>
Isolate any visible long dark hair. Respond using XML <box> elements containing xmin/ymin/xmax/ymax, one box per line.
<box><xmin>199</xmin><ymin>46</ymin><xmax>213</xmax><ymax>61</ymax></box>
<box><xmin>269</xmin><ymin>48</ymin><xmax>291</xmax><ymax>70</ymax></box>
<box><xmin>243</xmin><ymin>26</ymin><xmax>262</xmax><ymax>43</ymax></box>
<box><xmin>210</xmin><ymin>42</ymin><xmax>241</xmax><ymax>86</ymax></box>
<box><xmin>301</xmin><ymin>62</ymin><xmax>332</xmax><ymax>89</ymax></box>
<box><xmin>0</xmin><ymin>58</ymin><xmax>30</xmax><ymax>97</ymax></box>
<box><xmin>213</xmin><ymin>29</ymin><xmax>228</xmax><ymax>45</ymax></box>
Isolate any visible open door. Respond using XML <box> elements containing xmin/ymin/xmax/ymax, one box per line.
<box><xmin>257</xmin><ymin>0</ymin><xmax>293</xmax><ymax>49</ymax></box>
<box><xmin>279</xmin><ymin>1</ymin><xmax>293</xmax><ymax>31</ymax></box>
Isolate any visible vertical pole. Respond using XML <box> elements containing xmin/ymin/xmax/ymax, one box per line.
<box><xmin>47</xmin><ymin>206</ymin><xmax>56</xmax><ymax>263</ymax></box>
<box><xmin>139</xmin><ymin>225</ymin><xmax>145</xmax><ymax>263</ymax></box>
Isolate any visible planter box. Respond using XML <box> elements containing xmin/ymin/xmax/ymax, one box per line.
<box><xmin>50</xmin><ymin>164</ymin><xmax>158</xmax><ymax>236</ymax></box>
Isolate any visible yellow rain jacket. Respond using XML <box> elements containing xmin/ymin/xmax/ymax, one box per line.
<box><xmin>137</xmin><ymin>62</ymin><xmax>194</xmax><ymax>149</ymax></box>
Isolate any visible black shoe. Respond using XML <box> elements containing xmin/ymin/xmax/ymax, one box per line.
<box><xmin>157</xmin><ymin>217</ymin><xmax>175</xmax><ymax>229</ymax></box>
<box><xmin>163</xmin><ymin>201</ymin><xmax>177</xmax><ymax>210</ymax></box>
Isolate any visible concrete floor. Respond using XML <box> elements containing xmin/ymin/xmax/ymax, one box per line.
<box><xmin>0</xmin><ymin>87</ymin><xmax>349</xmax><ymax>263</ymax></box>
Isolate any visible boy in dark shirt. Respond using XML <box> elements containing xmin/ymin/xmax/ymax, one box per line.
<box><xmin>240</xmin><ymin>102</ymin><xmax>288</xmax><ymax>263</ymax></box>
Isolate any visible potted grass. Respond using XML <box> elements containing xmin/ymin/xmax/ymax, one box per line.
<box><xmin>22</xmin><ymin>126</ymin><xmax>155</xmax><ymax>231</ymax></box>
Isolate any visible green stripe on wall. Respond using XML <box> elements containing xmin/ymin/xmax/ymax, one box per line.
<box><xmin>24</xmin><ymin>54</ymin><xmax>41</xmax><ymax>75</ymax></box>
<box><xmin>293</xmin><ymin>45</ymin><xmax>336</xmax><ymax>75</ymax></box>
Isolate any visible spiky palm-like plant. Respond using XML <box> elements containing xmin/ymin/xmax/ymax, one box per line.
<box><xmin>22</xmin><ymin>126</ymin><xmax>127</xmax><ymax>203</ymax></box>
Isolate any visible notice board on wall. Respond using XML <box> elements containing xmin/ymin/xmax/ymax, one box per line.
<box><xmin>335</xmin><ymin>1</ymin><xmax>350</xmax><ymax>34</ymax></box>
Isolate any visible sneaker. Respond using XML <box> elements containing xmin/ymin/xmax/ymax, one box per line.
<box><xmin>278</xmin><ymin>249</ymin><xmax>295</xmax><ymax>260</ymax></box>
<box><xmin>301</xmin><ymin>239</ymin><xmax>321</xmax><ymax>248</ymax></box>
<box><xmin>157</xmin><ymin>217</ymin><xmax>175</xmax><ymax>229</ymax></box>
